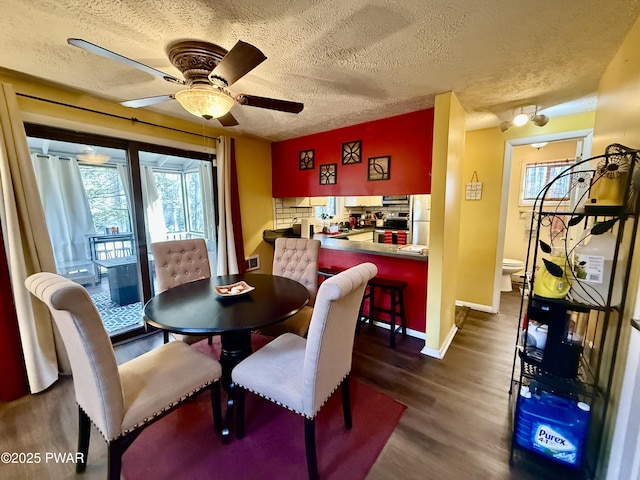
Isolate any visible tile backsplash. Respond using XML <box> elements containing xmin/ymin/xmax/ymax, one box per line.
<box><xmin>273</xmin><ymin>198</ymin><xmax>316</xmax><ymax>229</ymax></box>
<box><xmin>273</xmin><ymin>198</ymin><xmax>411</xmax><ymax>229</ymax></box>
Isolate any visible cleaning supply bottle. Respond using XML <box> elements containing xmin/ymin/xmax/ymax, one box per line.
<box><xmin>533</xmin><ymin>255</ymin><xmax>572</xmax><ymax>299</ymax></box>
<box><xmin>571</xmin><ymin>232</ymin><xmax>624</xmax><ymax>306</ymax></box>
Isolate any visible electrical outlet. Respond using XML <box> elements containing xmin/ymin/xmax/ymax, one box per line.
<box><xmin>245</xmin><ymin>255</ymin><xmax>260</xmax><ymax>271</ymax></box>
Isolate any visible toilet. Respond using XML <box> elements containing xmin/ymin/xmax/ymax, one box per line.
<box><xmin>502</xmin><ymin>258</ymin><xmax>525</xmax><ymax>292</ymax></box>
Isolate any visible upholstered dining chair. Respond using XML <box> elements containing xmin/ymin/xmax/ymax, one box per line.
<box><xmin>151</xmin><ymin>238</ymin><xmax>212</xmax><ymax>344</ymax></box>
<box><xmin>258</xmin><ymin>237</ymin><xmax>321</xmax><ymax>338</ymax></box>
<box><xmin>25</xmin><ymin>272</ymin><xmax>223</xmax><ymax>480</ymax></box>
<box><xmin>231</xmin><ymin>262</ymin><xmax>378</xmax><ymax>480</ymax></box>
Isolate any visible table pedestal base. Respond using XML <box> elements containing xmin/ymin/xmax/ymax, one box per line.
<box><xmin>219</xmin><ymin>331</ymin><xmax>253</xmax><ymax>442</ymax></box>
<box><xmin>219</xmin><ymin>331</ymin><xmax>253</xmax><ymax>389</ymax></box>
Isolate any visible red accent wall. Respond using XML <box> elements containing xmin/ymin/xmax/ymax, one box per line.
<box><xmin>272</xmin><ymin>109</ymin><xmax>434</xmax><ymax>197</ymax></box>
<box><xmin>318</xmin><ymin>249</ymin><xmax>428</xmax><ymax>332</ymax></box>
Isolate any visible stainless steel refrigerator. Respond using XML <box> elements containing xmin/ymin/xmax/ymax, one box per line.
<box><xmin>411</xmin><ymin>194</ymin><xmax>431</xmax><ymax>246</ymax></box>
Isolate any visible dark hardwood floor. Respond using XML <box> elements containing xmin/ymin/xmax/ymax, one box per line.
<box><xmin>0</xmin><ymin>290</ymin><xmax>576</xmax><ymax>479</ymax></box>
<box><xmin>356</xmin><ymin>291</ymin><xmax>576</xmax><ymax>480</ymax></box>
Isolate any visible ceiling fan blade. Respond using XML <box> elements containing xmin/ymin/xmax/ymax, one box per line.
<box><xmin>121</xmin><ymin>95</ymin><xmax>175</xmax><ymax>108</ymax></box>
<box><xmin>216</xmin><ymin>111</ymin><xmax>239</xmax><ymax>127</ymax></box>
<box><xmin>210</xmin><ymin>40</ymin><xmax>267</xmax><ymax>86</ymax></box>
<box><xmin>236</xmin><ymin>94</ymin><xmax>304</xmax><ymax>114</ymax></box>
<box><xmin>67</xmin><ymin>38</ymin><xmax>185</xmax><ymax>85</ymax></box>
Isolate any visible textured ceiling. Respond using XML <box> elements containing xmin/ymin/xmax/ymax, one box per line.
<box><xmin>0</xmin><ymin>0</ymin><xmax>639</xmax><ymax>141</ymax></box>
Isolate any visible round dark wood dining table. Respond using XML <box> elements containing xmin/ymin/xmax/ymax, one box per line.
<box><xmin>143</xmin><ymin>273</ymin><xmax>310</xmax><ymax>388</ymax></box>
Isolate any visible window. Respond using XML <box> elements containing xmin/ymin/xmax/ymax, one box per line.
<box><xmin>314</xmin><ymin>196</ymin><xmax>345</xmax><ymax>222</ymax></box>
<box><xmin>315</xmin><ymin>196</ymin><xmax>337</xmax><ymax>219</ymax></box>
<box><xmin>185</xmin><ymin>171</ymin><xmax>204</xmax><ymax>233</ymax></box>
<box><xmin>521</xmin><ymin>160</ymin><xmax>574</xmax><ymax>205</ymax></box>
<box><xmin>79</xmin><ymin>165</ymin><xmax>130</xmax><ymax>233</ymax></box>
<box><xmin>153</xmin><ymin>171</ymin><xmax>186</xmax><ymax>234</ymax></box>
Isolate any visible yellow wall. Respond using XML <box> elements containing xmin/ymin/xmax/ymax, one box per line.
<box><xmin>234</xmin><ymin>137</ymin><xmax>274</xmax><ymax>272</ymax></box>
<box><xmin>457</xmin><ymin>112</ymin><xmax>595</xmax><ymax>308</ymax></box>
<box><xmin>588</xmin><ymin>13</ymin><xmax>640</xmax><ymax>476</ymax></box>
<box><xmin>0</xmin><ymin>68</ymin><xmax>273</xmax><ymax>270</ymax></box>
<box><xmin>426</xmin><ymin>91</ymin><xmax>466</xmax><ymax>353</ymax></box>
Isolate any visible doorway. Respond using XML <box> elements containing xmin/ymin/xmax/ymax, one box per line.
<box><xmin>25</xmin><ymin>125</ymin><xmax>217</xmax><ymax>343</ymax></box>
<box><xmin>493</xmin><ymin>129</ymin><xmax>593</xmax><ymax>312</ymax></box>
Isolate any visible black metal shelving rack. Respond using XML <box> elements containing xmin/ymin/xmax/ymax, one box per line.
<box><xmin>508</xmin><ymin>144</ymin><xmax>640</xmax><ymax>478</ymax></box>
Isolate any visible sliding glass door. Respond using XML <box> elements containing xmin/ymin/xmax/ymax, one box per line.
<box><xmin>25</xmin><ymin>125</ymin><xmax>216</xmax><ymax>343</ymax></box>
<box><xmin>137</xmin><ymin>150</ymin><xmax>217</xmax><ymax>296</ymax></box>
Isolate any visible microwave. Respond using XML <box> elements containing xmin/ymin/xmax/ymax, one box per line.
<box><xmin>382</xmin><ymin>195</ymin><xmax>410</xmax><ymax>205</ymax></box>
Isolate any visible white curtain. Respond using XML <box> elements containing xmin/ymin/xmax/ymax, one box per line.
<box><xmin>0</xmin><ymin>83</ymin><xmax>65</xmax><ymax>393</ymax></box>
<box><xmin>116</xmin><ymin>163</ymin><xmax>134</xmax><ymax>232</ymax></box>
<box><xmin>140</xmin><ymin>165</ymin><xmax>167</xmax><ymax>244</ymax></box>
<box><xmin>216</xmin><ymin>136</ymin><xmax>239</xmax><ymax>275</ymax></box>
<box><xmin>199</xmin><ymin>161</ymin><xmax>217</xmax><ymax>268</ymax></box>
<box><xmin>31</xmin><ymin>154</ymin><xmax>94</xmax><ymax>271</ymax></box>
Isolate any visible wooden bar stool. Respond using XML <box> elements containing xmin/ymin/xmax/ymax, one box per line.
<box><xmin>358</xmin><ymin>276</ymin><xmax>407</xmax><ymax>348</ymax></box>
<box><xmin>318</xmin><ymin>267</ymin><xmax>343</xmax><ymax>281</ymax></box>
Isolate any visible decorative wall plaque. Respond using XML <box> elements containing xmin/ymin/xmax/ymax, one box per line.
<box><xmin>342</xmin><ymin>140</ymin><xmax>362</xmax><ymax>164</ymax></box>
<box><xmin>368</xmin><ymin>156</ymin><xmax>390</xmax><ymax>181</ymax></box>
<box><xmin>319</xmin><ymin>163</ymin><xmax>337</xmax><ymax>185</ymax></box>
<box><xmin>299</xmin><ymin>149</ymin><xmax>314</xmax><ymax>170</ymax></box>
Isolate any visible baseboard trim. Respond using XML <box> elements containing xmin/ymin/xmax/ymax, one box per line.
<box><xmin>420</xmin><ymin>324</ymin><xmax>458</xmax><ymax>359</ymax></box>
<box><xmin>455</xmin><ymin>300</ymin><xmax>496</xmax><ymax>314</ymax></box>
<box><xmin>369</xmin><ymin>320</ymin><xmax>426</xmax><ymax>340</ymax></box>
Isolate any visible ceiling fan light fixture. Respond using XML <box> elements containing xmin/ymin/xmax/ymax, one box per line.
<box><xmin>77</xmin><ymin>147</ymin><xmax>110</xmax><ymax>164</ymax></box>
<box><xmin>175</xmin><ymin>85</ymin><xmax>235</xmax><ymax>120</ymax></box>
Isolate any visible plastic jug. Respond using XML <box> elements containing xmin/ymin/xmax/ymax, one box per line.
<box><xmin>516</xmin><ymin>388</ymin><xmax>590</xmax><ymax>467</ymax></box>
<box><xmin>571</xmin><ymin>232</ymin><xmax>624</xmax><ymax>306</ymax></box>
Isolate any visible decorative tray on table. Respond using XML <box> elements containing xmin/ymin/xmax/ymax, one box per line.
<box><xmin>214</xmin><ymin>281</ymin><xmax>255</xmax><ymax>297</ymax></box>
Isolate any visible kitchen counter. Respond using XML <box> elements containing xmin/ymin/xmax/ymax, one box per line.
<box><xmin>314</xmin><ymin>229</ymin><xmax>428</xmax><ymax>262</ymax></box>
<box><xmin>314</xmin><ymin>226</ymin><xmax>374</xmax><ymax>239</ymax></box>
<box><xmin>317</xmin><ymin>239</ymin><xmax>429</xmax><ymax>333</ymax></box>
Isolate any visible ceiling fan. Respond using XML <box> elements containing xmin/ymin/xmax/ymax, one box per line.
<box><xmin>67</xmin><ymin>38</ymin><xmax>304</xmax><ymax>127</ymax></box>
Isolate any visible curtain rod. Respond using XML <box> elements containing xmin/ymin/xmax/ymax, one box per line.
<box><xmin>16</xmin><ymin>92</ymin><xmax>220</xmax><ymax>142</ymax></box>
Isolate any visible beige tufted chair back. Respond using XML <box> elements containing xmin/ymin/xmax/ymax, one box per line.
<box><xmin>272</xmin><ymin>237</ymin><xmax>321</xmax><ymax>305</ymax></box>
<box><xmin>25</xmin><ymin>272</ymin><xmax>125</xmax><ymax>440</ymax></box>
<box><xmin>25</xmin><ymin>272</ymin><xmax>223</xmax><ymax>479</ymax></box>
<box><xmin>151</xmin><ymin>238</ymin><xmax>211</xmax><ymax>293</ymax></box>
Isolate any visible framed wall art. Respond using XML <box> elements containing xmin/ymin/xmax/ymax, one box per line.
<box><xmin>368</xmin><ymin>156</ymin><xmax>390</xmax><ymax>181</ymax></box>
<box><xmin>319</xmin><ymin>163</ymin><xmax>337</xmax><ymax>185</ymax></box>
<box><xmin>299</xmin><ymin>149</ymin><xmax>314</xmax><ymax>170</ymax></box>
<box><xmin>342</xmin><ymin>140</ymin><xmax>362</xmax><ymax>164</ymax></box>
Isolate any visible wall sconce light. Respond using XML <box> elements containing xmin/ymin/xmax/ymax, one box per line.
<box><xmin>499</xmin><ymin>106</ymin><xmax>549</xmax><ymax>132</ymax></box>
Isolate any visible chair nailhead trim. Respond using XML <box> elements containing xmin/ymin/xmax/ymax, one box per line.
<box><xmin>98</xmin><ymin>379</ymin><xmax>217</xmax><ymax>440</ymax></box>
<box><xmin>235</xmin><ymin>372</ymin><xmax>349</xmax><ymax>420</ymax></box>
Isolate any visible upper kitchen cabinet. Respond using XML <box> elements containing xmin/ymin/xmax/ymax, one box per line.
<box><xmin>282</xmin><ymin>197</ymin><xmax>327</xmax><ymax>207</ymax></box>
<box><xmin>345</xmin><ymin>196</ymin><xmax>383</xmax><ymax>207</ymax></box>
<box><xmin>271</xmin><ymin>110</ymin><xmax>434</xmax><ymax>198</ymax></box>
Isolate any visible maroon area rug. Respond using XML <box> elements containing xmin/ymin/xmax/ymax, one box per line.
<box><xmin>121</xmin><ymin>336</ymin><xmax>406</xmax><ymax>480</ymax></box>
